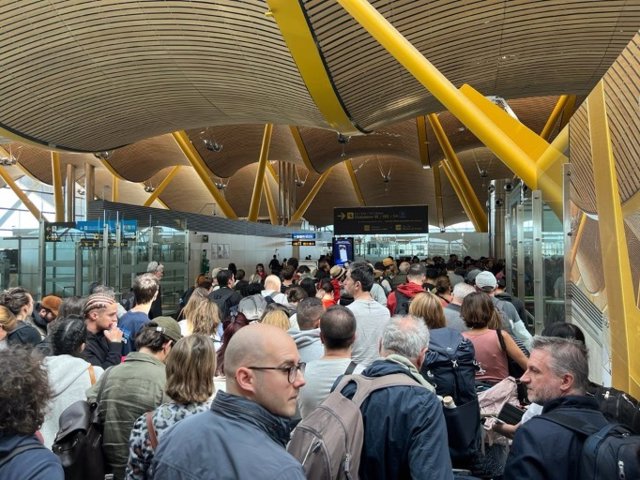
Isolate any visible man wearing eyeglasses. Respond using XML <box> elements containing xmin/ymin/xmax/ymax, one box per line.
<box><xmin>152</xmin><ymin>323</ymin><xmax>307</xmax><ymax>479</ymax></box>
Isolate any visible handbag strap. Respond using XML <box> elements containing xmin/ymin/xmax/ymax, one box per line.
<box><xmin>344</xmin><ymin>361</ymin><xmax>358</xmax><ymax>375</ymax></box>
<box><xmin>146</xmin><ymin>412</ymin><xmax>158</xmax><ymax>450</ymax></box>
<box><xmin>88</xmin><ymin>365</ymin><xmax>96</xmax><ymax>385</ymax></box>
<box><xmin>96</xmin><ymin>365</ymin><xmax>114</xmax><ymax>405</ymax></box>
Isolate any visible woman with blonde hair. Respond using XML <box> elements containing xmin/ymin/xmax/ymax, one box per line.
<box><xmin>178</xmin><ymin>288</ymin><xmax>218</xmax><ymax>333</ymax></box>
<box><xmin>260</xmin><ymin>306</ymin><xmax>290</xmax><ymax>331</ymax></box>
<box><xmin>126</xmin><ymin>334</ymin><xmax>216</xmax><ymax>480</ymax></box>
<box><xmin>408</xmin><ymin>291</ymin><xmax>447</xmax><ymax>329</ymax></box>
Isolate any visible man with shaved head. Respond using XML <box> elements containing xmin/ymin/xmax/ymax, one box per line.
<box><xmin>152</xmin><ymin>324</ymin><xmax>307</xmax><ymax>479</ymax></box>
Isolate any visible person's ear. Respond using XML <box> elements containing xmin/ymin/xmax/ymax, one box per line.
<box><xmin>235</xmin><ymin>367</ymin><xmax>257</xmax><ymax>394</ymax></box>
<box><xmin>416</xmin><ymin>347</ymin><xmax>427</xmax><ymax>370</ymax></box>
<box><xmin>559</xmin><ymin>372</ymin><xmax>575</xmax><ymax>393</ymax></box>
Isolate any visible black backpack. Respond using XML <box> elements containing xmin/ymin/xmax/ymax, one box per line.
<box><xmin>421</xmin><ymin>328</ymin><xmax>482</xmax><ymax>468</ymax></box>
<box><xmin>543</xmin><ymin>410</ymin><xmax>640</xmax><ymax>480</ymax></box>
<box><xmin>421</xmin><ymin>328</ymin><xmax>479</xmax><ymax>406</ymax></box>
<box><xmin>394</xmin><ymin>291</ymin><xmax>412</xmax><ymax>315</ymax></box>
<box><xmin>210</xmin><ymin>288</ymin><xmax>236</xmax><ymax>322</ymax></box>
<box><xmin>587</xmin><ymin>383</ymin><xmax>640</xmax><ymax>434</ymax></box>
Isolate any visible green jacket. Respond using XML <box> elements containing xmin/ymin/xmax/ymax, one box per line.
<box><xmin>87</xmin><ymin>351</ymin><xmax>168</xmax><ymax>480</ymax></box>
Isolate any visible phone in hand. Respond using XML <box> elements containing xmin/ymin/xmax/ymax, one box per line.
<box><xmin>497</xmin><ymin>403</ymin><xmax>526</xmax><ymax>425</ymax></box>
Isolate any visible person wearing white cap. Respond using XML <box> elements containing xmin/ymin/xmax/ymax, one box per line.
<box><xmin>475</xmin><ymin>271</ymin><xmax>532</xmax><ymax>349</ymax></box>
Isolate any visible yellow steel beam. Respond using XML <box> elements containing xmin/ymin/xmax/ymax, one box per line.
<box><xmin>428</xmin><ymin>114</ymin><xmax>487</xmax><ymax>232</ymax></box>
<box><xmin>172</xmin><ymin>131</ymin><xmax>238</xmax><ymax>219</ymax></box>
<box><xmin>540</xmin><ymin>95</ymin><xmax>570</xmax><ymax>141</ymax></box>
<box><xmin>588</xmin><ymin>80</ymin><xmax>639</xmax><ymax>397</ymax></box>
<box><xmin>335</xmin><ymin>0</ymin><xmax>536</xmax><ymax>178</ymax></box>
<box><xmin>112</xmin><ymin>175</ymin><xmax>119</xmax><ymax>202</ymax></box>
<box><xmin>432</xmin><ymin>161</ymin><xmax>445</xmax><ymax>231</ymax></box>
<box><xmin>345</xmin><ymin>160</ymin><xmax>365</xmax><ymax>206</ymax></box>
<box><xmin>51</xmin><ymin>152</ymin><xmax>64</xmax><ymax>222</ymax></box>
<box><xmin>267</xmin><ymin>162</ymin><xmax>279</xmax><ymax>184</ymax></box>
<box><xmin>440</xmin><ymin>160</ymin><xmax>480</xmax><ymax>232</ymax></box>
<box><xmin>289</xmin><ymin>126</ymin><xmax>318</xmax><ymax>174</ymax></box>
<box><xmin>248</xmin><ymin>124</ymin><xmax>274</xmax><ymax>222</ymax></box>
<box><xmin>263</xmin><ymin>177</ymin><xmax>279</xmax><ymax>225</ymax></box>
<box><xmin>0</xmin><ymin>166</ymin><xmax>41</xmax><ymax>220</ymax></box>
<box><xmin>416</xmin><ymin>116</ymin><xmax>431</xmax><ymax>169</ymax></box>
<box><xmin>143</xmin><ymin>166</ymin><xmax>181</xmax><ymax>207</ymax></box>
<box><xmin>288</xmin><ymin>166</ymin><xmax>335</xmax><ymax>226</ymax></box>
<box><xmin>559</xmin><ymin>94</ymin><xmax>577</xmax><ymax>130</ymax></box>
<box><xmin>267</xmin><ymin>1</ymin><xmax>361</xmax><ymax>135</ymax></box>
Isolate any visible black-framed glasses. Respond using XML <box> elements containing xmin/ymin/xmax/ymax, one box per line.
<box><xmin>248</xmin><ymin>362</ymin><xmax>306</xmax><ymax>383</ymax></box>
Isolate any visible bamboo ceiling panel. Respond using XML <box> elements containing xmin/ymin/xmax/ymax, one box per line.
<box><xmin>186</xmin><ymin>124</ymin><xmax>304</xmax><ymax>179</ymax></box>
<box><xmin>0</xmin><ymin>0</ymin><xmax>326</xmax><ymax>151</ymax></box>
<box><xmin>304</xmin><ymin>0</ymin><xmax>640</xmax><ymax>130</ymax></box>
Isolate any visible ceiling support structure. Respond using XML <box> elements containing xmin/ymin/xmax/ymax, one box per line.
<box><xmin>588</xmin><ymin>80</ymin><xmax>638</xmax><ymax>397</ymax></box>
<box><xmin>267</xmin><ymin>1</ymin><xmax>361</xmax><ymax>135</ymax></box>
<box><xmin>66</xmin><ymin>164</ymin><xmax>76</xmax><ymax>222</ymax></box>
<box><xmin>51</xmin><ymin>152</ymin><xmax>64</xmax><ymax>222</ymax></box>
<box><xmin>0</xmin><ymin>166</ymin><xmax>41</xmax><ymax>220</ymax></box>
<box><xmin>143</xmin><ymin>166</ymin><xmax>181</xmax><ymax>207</ymax></box>
<box><xmin>248</xmin><ymin>124</ymin><xmax>273</xmax><ymax>222</ymax></box>
<box><xmin>559</xmin><ymin>95</ymin><xmax>577</xmax><ymax>130</ymax></box>
<box><xmin>263</xmin><ymin>177</ymin><xmax>278</xmax><ymax>225</ymax></box>
<box><xmin>110</xmin><ymin>172</ymin><xmax>118</xmax><ymax>204</ymax></box>
<box><xmin>288</xmin><ymin>166</ymin><xmax>334</xmax><ymax>226</ymax></box>
<box><xmin>440</xmin><ymin>160</ymin><xmax>478</xmax><ymax>232</ymax></box>
<box><xmin>85</xmin><ymin>163</ymin><xmax>95</xmax><ymax>218</ymax></box>
<box><xmin>289</xmin><ymin>126</ymin><xmax>318</xmax><ymax>174</ymax></box>
<box><xmin>172</xmin><ymin>131</ymin><xmax>238</xmax><ymax>219</ymax></box>
<box><xmin>345</xmin><ymin>160</ymin><xmax>365</xmax><ymax>206</ymax></box>
<box><xmin>540</xmin><ymin>95</ymin><xmax>570</xmax><ymax>140</ymax></box>
<box><xmin>416</xmin><ymin>116</ymin><xmax>432</xmax><ymax>170</ymax></box>
<box><xmin>428</xmin><ymin>114</ymin><xmax>487</xmax><ymax>232</ymax></box>
<box><xmin>432</xmin><ymin>162</ymin><xmax>445</xmax><ymax>232</ymax></box>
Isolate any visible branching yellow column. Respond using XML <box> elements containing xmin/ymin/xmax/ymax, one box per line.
<box><xmin>588</xmin><ymin>80</ymin><xmax>639</xmax><ymax>397</ymax></box>
<box><xmin>540</xmin><ymin>95</ymin><xmax>570</xmax><ymax>140</ymax></box>
<box><xmin>248</xmin><ymin>124</ymin><xmax>273</xmax><ymax>222</ymax></box>
<box><xmin>440</xmin><ymin>160</ymin><xmax>479</xmax><ymax>232</ymax></box>
<box><xmin>172</xmin><ymin>131</ymin><xmax>237</xmax><ymax>219</ymax></box>
<box><xmin>263</xmin><ymin>177</ymin><xmax>278</xmax><ymax>225</ymax></box>
<box><xmin>429</xmin><ymin>114</ymin><xmax>487</xmax><ymax>232</ymax></box>
<box><xmin>345</xmin><ymin>160</ymin><xmax>365</xmax><ymax>206</ymax></box>
<box><xmin>0</xmin><ymin>167</ymin><xmax>41</xmax><ymax>220</ymax></box>
<box><xmin>144</xmin><ymin>166</ymin><xmax>181</xmax><ymax>207</ymax></box>
<box><xmin>288</xmin><ymin>167</ymin><xmax>334</xmax><ymax>226</ymax></box>
<box><xmin>51</xmin><ymin>152</ymin><xmax>64</xmax><ymax>222</ymax></box>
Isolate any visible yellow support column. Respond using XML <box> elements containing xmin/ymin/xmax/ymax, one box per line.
<box><xmin>289</xmin><ymin>126</ymin><xmax>318</xmax><ymax>173</ymax></box>
<box><xmin>0</xmin><ymin>167</ymin><xmax>41</xmax><ymax>220</ymax></box>
<box><xmin>440</xmin><ymin>160</ymin><xmax>480</xmax><ymax>232</ymax></box>
<box><xmin>288</xmin><ymin>167</ymin><xmax>334</xmax><ymax>226</ymax></box>
<box><xmin>432</xmin><ymin>163</ymin><xmax>445</xmax><ymax>231</ymax></box>
<box><xmin>263</xmin><ymin>177</ymin><xmax>279</xmax><ymax>225</ymax></box>
<box><xmin>51</xmin><ymin>152</ymin><xmax>64</xmax><ymax>222</ymax></box>
<box><xmin>112</xmin><ymin>175</ymin><xmax>119</xmax><ymax>203</ymax></box>
<box><xmin>345</xmin><ymin>160</ymin><xmax>365</xmax><ymax>206</ymax></box>
<box><xmin>335</xmin><ymin>0</ymin><xmax>534</xmax><ymax>177</ymax></box>
<box><xmin>540</xmin><ymin>95</ymin><xmax>570</xmax><ymax>141</ymax></box>
<box><xmin>428</xmin><ymin>114</ymin><xmax>487</xmax><ymax>232</ymax></box>
<box><xmin>587</xmin><ymin>80</ymin><xmax>639</xmax><ymax>397</ymax></box>
<box><xmin>172</xmin><ymin>131</ymin><xmax>238</xmax><ymax>219</ymax></box>
<box><xmin>248</xmin><ymin>124</ymin><xmax>274</xmax><ymax>222</ymax></box>
<box><xmin>144</xmin><ymin>166</ymin><xmax>181</xmax><ymax>207</ymax></box>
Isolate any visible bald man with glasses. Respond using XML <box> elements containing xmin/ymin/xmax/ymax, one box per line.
<box><xmin>152</xmin><ymin>323</ymin><xmax>306</xmax><ymax>479</ymax></box>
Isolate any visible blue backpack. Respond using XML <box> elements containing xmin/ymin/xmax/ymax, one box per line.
<box><xmin>543</xmin><ymin>410</ymin><xmax>640</xmax><ymax>480</ymax></box>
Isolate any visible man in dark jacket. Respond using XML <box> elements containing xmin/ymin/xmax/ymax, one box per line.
<box><xmin>152</xmin><ymin>324</ymin><xmax>306</xmax><ymax>479</ymax></box>
<box><xmin>504</xmin><ymin>336</ymin><xmax>609</xmax><ymax>479</ymax></box>
<box><xmin>209</xmin><ymin>269</ymin><xmax>242</xmax><ymax>323</ymax></box>
<box><xmin>82</xmin><ymin>293</ymin><xmax>123</xmax><ymax>369</ymax></box>
<box><xmin>340</xmin><ymin>315</ymin><xmax>453</xmax><ymax>480</ymax></box>
<box><xmin>386</xmin><ymin>263</ymin><xmax>426</xmax><ymax>315</ymax></box>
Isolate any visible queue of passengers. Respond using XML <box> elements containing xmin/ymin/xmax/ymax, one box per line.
<box><xmin>0</xmin><ymin>254</ymin><xmax>638</xmax><ymax>479</ymax></box>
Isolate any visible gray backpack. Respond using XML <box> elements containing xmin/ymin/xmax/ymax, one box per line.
<box><xmin>287</xmin><ymin>373</ymin><xmax>420</xmax><ymax>480</ymax></box>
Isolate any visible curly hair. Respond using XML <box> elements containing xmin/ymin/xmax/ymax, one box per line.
<box><xmin>0</xmin><ymin>287</ymin><xmax>32</xmax><ymax>317</ymax></box>
<box><xmin>185</xmin><ymin>297</ymin><xmax>220</xmax><ymax>336</ymax></box>
<box><xmin>0</xmin><ymin>346</ymin><xmax>52</xmax><ymax>434</ymax></box>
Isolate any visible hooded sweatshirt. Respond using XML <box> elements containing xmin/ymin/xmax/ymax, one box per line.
<box><xmin>0</xmin><ymin>433</ymin><xmax>63</xmax><ymax>479</ymax></box>
<box><xmin>386</xmin><ymin>282</ymin><xmax>425</xmax><ymax>315</ymax></box>
<box><xmin>41</xmin><ymin>355</ymin><xmax>104</xmax><ymax>448</ymax></box>
<box><xmin>288</xmin><ymin>328</ymin><xmax>323</xmax><ymax>363</ymax></box>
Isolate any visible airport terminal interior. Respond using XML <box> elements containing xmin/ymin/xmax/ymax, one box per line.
<box><xmin>0</xmin><ymin>0</ymin><xmax>639</xmax><ymax>397</ymax></box>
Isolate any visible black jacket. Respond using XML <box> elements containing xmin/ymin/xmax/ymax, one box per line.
<box><xmin>81</xmin><ymin>331</ymin><xmax>122</xmax><ymax>369</ymax></box>
<box><xmin>7</xmin><ymin>321</ymin><xmax>41</xmax><ymax>347</ymax></box>
<box><xmin>504</xmin><ymin>395</ymin><xmax>608</xmax><ymax>480</ymax></box>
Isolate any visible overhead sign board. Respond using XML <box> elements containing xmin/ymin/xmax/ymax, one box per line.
<box><xmin>76</xmin><ymin>219</ymin><xmax>138</xmax><ymax>238</ymax></box>
<box><xmin>292</xmin><ymin>232</ymin><xmax>316</xmax><ymax>240</ymax></box>
<box><xmin>334</xmin><ymin>205</ymin><xmax>428</xmax><ymax>235</ymax></box>
<box><xmin>44</xmin><ymin>222</ymin><xmax>76</xmax><ymax>242</ymax></box>
<box><xmin>292</xmin><ymin>240</ymin><xmax>316</xmax><ymax>247</ymax></box>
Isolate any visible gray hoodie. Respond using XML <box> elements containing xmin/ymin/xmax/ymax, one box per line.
<box><xmin>41</xmin><ymin>355</ymin><xmax>104</xmax><ymax>448</ymax></box>
<box><xmin>288</xmin><ymin>328</ymin><xmax>323</xmax><ymax>363</ymax></box>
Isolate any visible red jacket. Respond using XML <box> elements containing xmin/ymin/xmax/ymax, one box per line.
<box><xmin>387</xmin><ymin>282</ymin><xmax>425</xmax><ymax>315</ymax></box>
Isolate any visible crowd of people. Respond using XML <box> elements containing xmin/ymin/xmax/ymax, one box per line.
<box><xmin>0</xmin><ymin>254</ymin><xmax>638</xmax><ymax>479</ymax></box>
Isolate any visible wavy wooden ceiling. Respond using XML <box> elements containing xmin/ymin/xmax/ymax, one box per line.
<box><xmin>1</xmin><ymin>1</ymin><xmax>639</xmax><ymax>227</ymax></box>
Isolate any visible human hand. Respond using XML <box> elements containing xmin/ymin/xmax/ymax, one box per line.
<box><xmin>104</xmin><ymin>326</ymin><xmax>123</xmax><ymax>343</ymax></box>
